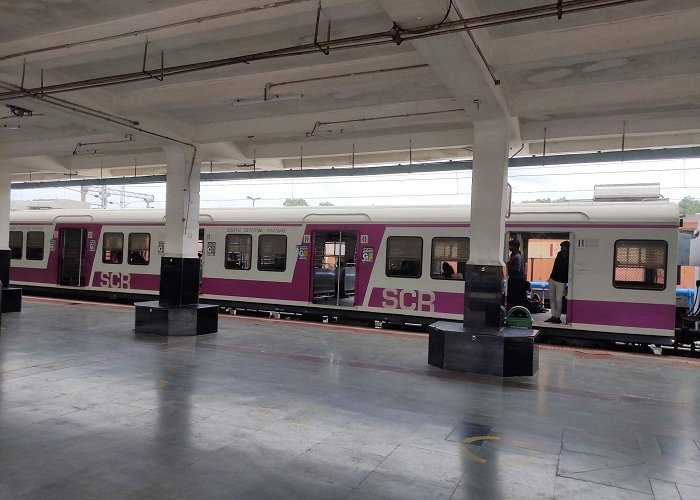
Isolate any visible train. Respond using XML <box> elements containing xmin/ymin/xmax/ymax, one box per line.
<box><xmin>8</xmin><ymin>200</ymin><xmax>684</xmax><ymax>345</ymax></box>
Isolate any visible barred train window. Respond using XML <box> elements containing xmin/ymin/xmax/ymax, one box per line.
<box><xmin>26</xmin><ymin>231</ymin><xmax>44</xmax><ymax>260</ymax></box>
<box><xmin>258</xmin><ymin>235</ymin><xmax>287</xmax><ymax>272</ymax></box>
<box><xmin>613</xmin><ymin>239</ymin><xmax>667</xmax><ymax>290</ymax></box>
<box><xmin>386</xmin><ymin>236</ymin><xmax>423</xmax><ymax>278</ymax></box>
<box><xmin>225</xmin><ymin>234</ymin><xmax>252</xmax><ymax>270</ymax></box>
<box><xmin>9</xmin><ymin>231</ymin><xmax>23</xmax><ymax>260</ymax></box>
<box><xmin>431</xmin><ymin>237</ymin><xmax>470</xmax><ymax>280</ymax></box>
<box><xmin>128</xmin><ymin>233</ymin><xmax>151</xmax><ymax>265</ymax></box>
<box><xmin>102</xmin><ymin>232</ymin><xmax>124</xmax><ymax>264</ymax></box>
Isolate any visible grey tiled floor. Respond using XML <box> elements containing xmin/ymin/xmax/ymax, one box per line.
<box><xmin>1</xmin><ymin>298</ymin><xmax>700</xmax><ymax>499</ymax></box>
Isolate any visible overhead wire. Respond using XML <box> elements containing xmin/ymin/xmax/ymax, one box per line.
<box><xmin>392</xmin><ymin>1</ymin><xmax>454</xmax><ymax>34</ymax></box>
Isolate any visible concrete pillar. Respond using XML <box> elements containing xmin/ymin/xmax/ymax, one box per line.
<box><xmin>164</xmin><ymin>145</ymin><xmax>200</xmax><ymax>259</ymax></box>
<box><xmin>463</xmin><ymin>119</ymin><xmax>511</xmax><ymax>328</ymax></box>
<box><xmin>0</xmin><ymin>167</ymin><xmax>22</xmax><ymax>312</ymax></box>
<box><xmin>159</xmin><ymin>145</ymin><xmax>202</xmax><ymax>308</ymax></box>
<box><xmin>0</xmin><ymin>168</ymin><xmax>10</xmax><ymax>287</ymax></box>
<box><xmin>429</xmin><ymin>120</ymin><xmax>538</xmax><ymax>376</ymax></box>
<box><xmin>135</xmin><ymin>144</ymin><xmax>218</xmax><ymax>336</ymax></box>
<box><xmin>0</xmin><ymin>168</ymin><xmax>10</xmax><ymax>250</ymax></box>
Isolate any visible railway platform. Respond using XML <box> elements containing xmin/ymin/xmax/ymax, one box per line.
<box><xmin>1</xmin><ymin>298</ymin><xmax>699</xmax><ymax>499</ymax></box>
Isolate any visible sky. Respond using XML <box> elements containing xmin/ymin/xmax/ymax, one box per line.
<box><xmin>11</xmin><ymin>157</ymin><xmax>700</xmax><ymax>209</ymax></box>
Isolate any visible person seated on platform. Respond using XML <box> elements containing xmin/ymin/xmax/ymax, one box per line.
<box><xmin>442</xmin><ymin>262</ymin><xmax>455</xmax><ymax>279</ymax></box>
<box><xmin>546</xmin><ymin>240</ymin><xmax>570</xmax><ymax>324</ymax></box>
<box><xmin>524</xmin><ymin>281</ymin><xmax>547</xmax><ymax>314</ymax></box>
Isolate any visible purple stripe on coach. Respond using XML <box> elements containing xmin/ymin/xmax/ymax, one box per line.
<box><xmin>10</xmin><ymin>267</ymin><xmax>56</xmax><ymax>284</ymax></box>
<box><xmin>204</xmin><ymin>276</ymin><xmax>308</xmax><ymax>301</ymax></box>
<box><xmin>506</xmin><ymin>223</ymin><xmax>677</xmax><ymax>229</ymax></box>
<box><xmin>567</xmin><ymin>300</ymin><xmax>675</xmax><ymax>330</ymax></box>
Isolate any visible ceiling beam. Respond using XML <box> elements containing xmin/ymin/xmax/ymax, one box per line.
<box><xmin>520</xmin><ymin>110</ymin><xmax>700</xmax><ymax>143</ymax></box>
<box><xmin>192</xmin><ymin>98</ymin><xmax>463</xmax><ymax>143</ymax></box>
<box><xmin>245</xmin><ymin>126</ymin><xmax>472</xmax><ymax>159</ymax></box>
<box><xmin>513</xmin><ymin>73</ymin><xmax>700</xmax><ymax>117</ymax></box>
<box><xmin>0</xmin><ymin>0</ymin><xmax>364</xmax><ymax>69</ymax></box>
<box><xmin>113</xmin><ymin>52</ymin><xmax>426</xmax><ymax>114</ymax></box>
<box><xmin>13</xmin><ymin>146</ymin><xmax>700</xmax><ymax>189</ymax></box>
<box><xmin>492</xmin><ymin>7</ymin><xmax>700</xmax><ymax>71</ymax></box>
<box><xmin>378</xmin><ymin>0</ymin><xmax>509</xmax><ymax>120</ymax></box>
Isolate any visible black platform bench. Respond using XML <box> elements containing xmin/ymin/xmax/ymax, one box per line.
<box><xmin>134</xmin><ymin>300</ymin><xmax>218</xmax><ymax>336</ymax></box>
<box><xmin>428</xmin><ymin>321</ymin><xmax>539</xmax><ymax>377</ymax></box>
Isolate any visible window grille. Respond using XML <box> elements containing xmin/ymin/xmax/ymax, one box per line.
<box><xmin>225</xmin><ymin>234</ymin><xmax>253</xmax><ymax>270</ymax></box>
<box><xmin>386</xmin><ymin>236</ymin><xmax>423</xmax><ymax>278</ymax></box>
<box><xmin>613</xmin><ymin>239</ymin><xmax>667</xmax><ymax>290</ymax></box>
<box><xmin>258</xmin><ymin>235</ymin><xmax>287</xmax><ymax>272</ymax></box>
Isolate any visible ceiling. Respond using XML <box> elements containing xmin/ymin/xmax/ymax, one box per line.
<box><xmin>1</xmin><ymin>0</ymin><xmax>699</xmax><ymax>180</ymax></box>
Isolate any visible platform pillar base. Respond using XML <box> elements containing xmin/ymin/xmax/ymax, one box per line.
<box><xmin>2</xmin><ymin>287</ymin><xmax>22</xmax><ymax>313</ymax></box>
<box><xmin>429</xmin><ymin>321</ymin><xmax>538</xmax><ymax>377</ymax></box>
<box><xmin>134</xmin><ymin>300</ymin><xmax>218</xmax><ymax>336</ymax></box>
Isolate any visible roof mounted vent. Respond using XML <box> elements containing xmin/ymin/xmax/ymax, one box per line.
<box><xmin>593</xmin><ymin>183</ymin><xmax>662</xmax><ymax>201</ymax></box>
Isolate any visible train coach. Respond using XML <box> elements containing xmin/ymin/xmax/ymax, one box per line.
<box><xmin>9</xmin><ymin>200</ymin><xmax>680</xmax><ymax>344</ymax></box>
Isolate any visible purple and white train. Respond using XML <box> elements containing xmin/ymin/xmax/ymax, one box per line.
<box><xmin>9</xmin><ymin>201</ymin><xmax>680</xmax><ymax>344</ymax></box>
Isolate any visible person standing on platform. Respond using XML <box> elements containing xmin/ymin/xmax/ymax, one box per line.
<box><xmin>546</xmin><ymin>241</ymin><xmax>570</xmax><ymax>324</ymax></box>
<box><xmin>198</xmin><ymin>252</ymin><xmax>203</xmax><ymax>294</ymax></box>
<box><xmin>507</xmin><ymin>239</ymin><xmax>527</xmax><ymax>310</ymax></box>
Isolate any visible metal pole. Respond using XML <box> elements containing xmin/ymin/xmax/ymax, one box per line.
<box><xmin>542</xmin><ymin>127</ymin><xmax>547</xmax><ymax>166</ymax></box>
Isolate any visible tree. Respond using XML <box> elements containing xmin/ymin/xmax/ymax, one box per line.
<box><xmin>521</xmin><ymin>197</ymin><xmax>567</xmax><ymax>203</ymax></box>
<box><xmin>678</xmin><ymin>196</ymin><xmax>700</xmax><ymax>215</ymax></box>
<box><xmin>283</xmin><ymin>198</ymin><xmax>309</xmax><ymax>206</ymax></box>
<box><xmin>319</xmin><ymin>201</ymin><xmax>334</xmax><ymax>206</ymax></box>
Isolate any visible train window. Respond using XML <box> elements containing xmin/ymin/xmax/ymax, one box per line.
<box><xmin>9</xmin><ymin>231</ymin><xmax>23</xmax><ymax>259</ymax></box>
<box><xmin>431</xmin><ymin>237</ymin><xmax>469</xmax><ymax>280</ymax></box>
<box><xmin>102</xmin><ymin>232</ymin><xmax>124</xmax><ymax>264</ymax></box>
<box><xmin>128</xmin><ymin>233</ymin><xmax>151</xmax><ymax>265</ymax></box>
<box><xmin>225</xmin><ymin>234</ymin><xmax>252</xmax><ymax>270</ymax></box>
<box><xmin>258</xmin><ymin>234</ymin><xmax>287</xmax><ymax>272</ymax></box>
<box><xmin>26</xmin><ymin>231</ymin><xmax>44</xmax><ymax>260</ymax></box>
<box><xmin>386</xmin><ymin>236</ymin><xmax>423</xmax><ymax>278</ymax></box>
<box><xmin>613</xmin><ymin>239</ymin><xmax>667</xmax><ymax>290</ymax></box>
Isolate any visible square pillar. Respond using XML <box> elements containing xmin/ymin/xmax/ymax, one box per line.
<box><xmin>134</xmin><ymin>145</ymin><xmax>217</xmax><ymax>336</ymax></box>
<box><xmin>463</xmin><ymin>119</ymin><xmax>510</xmax><ymax>328</ymax></box>
<box><xmin>0</xmin><ymin>168</ymin><xmax>21</xmax><ymax>312</ymax></box>
<box><xmin>159</xmin><ymin>256</ymin><xmax>200</xmax><ymax>307</ymax></box>
<box><xmin>428</xmin><ymin>118</ymin><xmax>539</xmax><ymax>377</ymax></box>
<box><xmin>160</xmin><ymin>144</ymin><xmax>202</xmax><ymax>306</ymax></box>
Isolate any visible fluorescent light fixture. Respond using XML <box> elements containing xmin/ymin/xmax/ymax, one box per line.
<box><xmin>72</xmin><ymin>150</ymin><xmax>105</xmax><ymax>157</ymax></box>
<box><xmin>3</xmin><ymin>124</ymin><xmax>20</xmax><ymax>130</ymax></box>
<box><xmin>233</xmin><ymin>94</ymin><xmax>303</xmax><ymax>106</ymax></box>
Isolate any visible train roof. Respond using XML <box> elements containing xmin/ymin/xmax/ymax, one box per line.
<box><xmin>9</xmin><ymin>200</ymin><xmax>679</xmax><ymax>225</ymax></box>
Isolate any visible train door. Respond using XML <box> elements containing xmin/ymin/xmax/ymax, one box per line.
<box><xmin>506</xmin><ymin>231</ymin><xmax>573</xmax><ymax>324</ymax></box>
<box><xmin>311</xmin><ymin>230</ymin><xmax>357</xmax><ymax>307</ymax></box>
<box><xmin>59</xmin><ymin>227</ymin><xmax>88</xmax><ymax>286</ymax></box>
